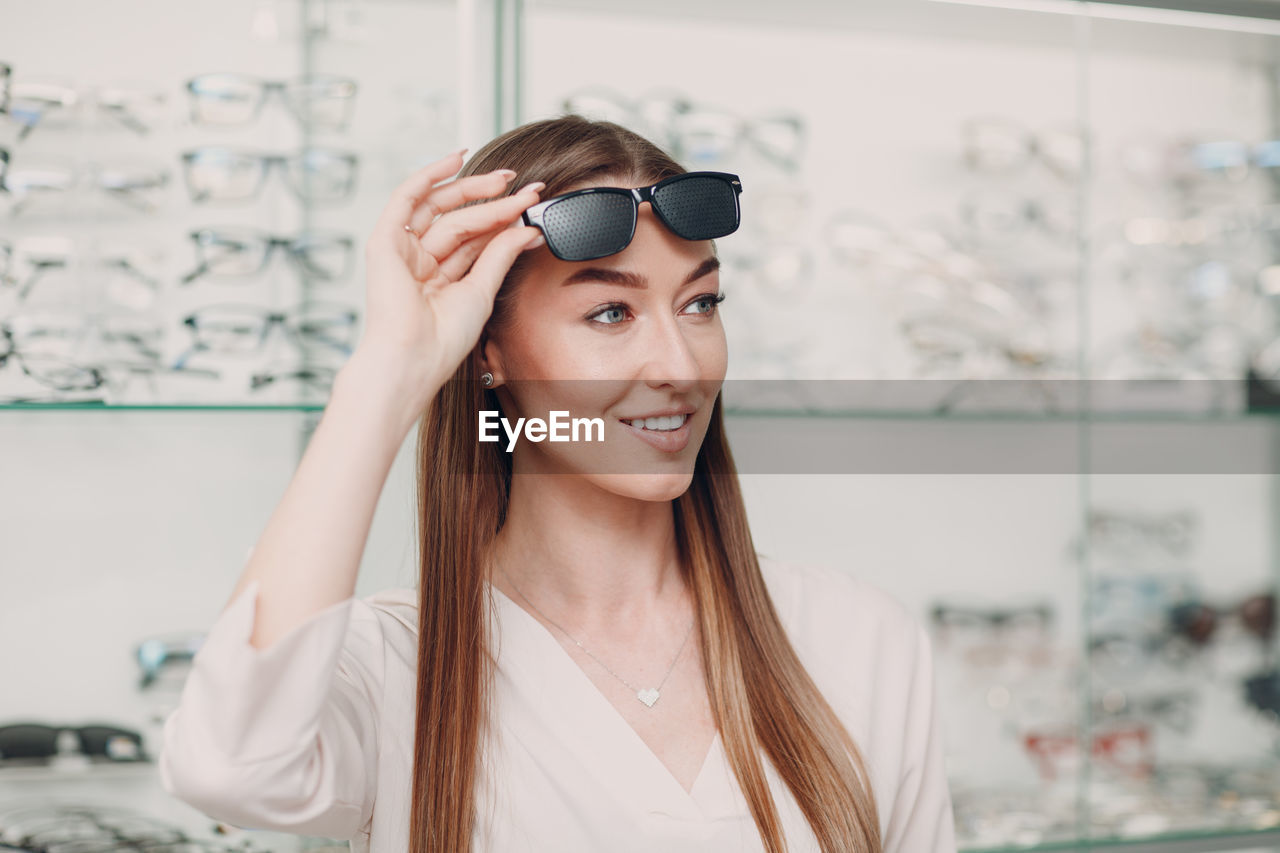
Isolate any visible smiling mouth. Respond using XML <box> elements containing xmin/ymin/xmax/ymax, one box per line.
<box><xmin>618</xmin><ymin>413</ymin><xmax>691</xmax><ymax>431</ymax></box>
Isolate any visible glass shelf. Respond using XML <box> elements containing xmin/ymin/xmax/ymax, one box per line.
<box><xmin>5</xmin><ymin>401</ymin><xmax>1280</xmax><ymax>423</ymax></box>
<box><xmin>963</xmin><ymin>825</ymin><xmax>1280</xmax><ymax>853</ymax></box>
<box><xmin>0</xmin><ymin>401</ymin><xmax>329</xmax><ymax>412</ymax></box>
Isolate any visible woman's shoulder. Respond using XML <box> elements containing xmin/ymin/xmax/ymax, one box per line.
<box><xmin>755</xmin><ymin>550</ymin><xmax>920</xmax><ymax>644</ymax></box>
<box><xmin>756</xmin><ymin>553</ymin><xmax>957</xmax><ymax>851</ymax></box>
<box><xmin>754</xmin><ymin>551</ymin><xmax>929</xmax><ymax>711</ymax></box>
<box><xmin>348</xmin><ymin>585</ymin><xmax>420</xmax><ymax>646</ymax></box>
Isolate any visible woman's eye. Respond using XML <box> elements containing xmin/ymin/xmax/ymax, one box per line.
<box><xmin>588</xmin><ymin>304</ymin><xmax>628</xmax><ymax>325</ymax></box>
<box><xmin>683</xmin><ymin>293</ymin><xmax>726</xmax><ymax>316</ymax></box>
<box><xmin>586</xmin><ymin>293</ymin><xmax>725</xmax><ymax>326</ymax></box>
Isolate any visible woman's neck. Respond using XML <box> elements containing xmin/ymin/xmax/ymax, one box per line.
<box><xmin>487</xmin><ymin>474</ymin><xmax>688</xmax><ymax>636</ymax></box>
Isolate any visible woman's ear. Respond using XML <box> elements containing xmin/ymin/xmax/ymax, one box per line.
<box><xmin>479</xmin><ymin>331</ymin><xmax>503</xmax><ymax>388</ymax></box>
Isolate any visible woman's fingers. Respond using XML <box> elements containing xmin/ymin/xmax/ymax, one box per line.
<box><xmin>432</xmin><ymin>205</ymin><xmax>545</xmax><ymax>284</ymax></box>
<box><xmin>420</xmin><ymin>182</ymin><xmax>544</xmax><ymax>267</ymax></box>
<box><xmin>435</xmin><ymin>221</ymin><xmax>508</xmax><ymax>282</ymax></box>
<box><xmin>434</xmin><ymin>225</ymin><xmax>545</xmax><ymax>331</ymax></box>
<box><xmin>406</xmin><ymin>168</ymin><xmax>519</xmax><ymax>235</ymax></box>
<box><xmin>371</xmin><ymin>149</ymin><xmax>468</xmax><ymax>246</ymax></box>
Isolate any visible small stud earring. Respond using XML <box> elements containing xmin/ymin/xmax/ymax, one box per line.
<box><xmin>481</xmin><ymin>372</ymin><xmax>494</xmax><ymax>386</ymax></box>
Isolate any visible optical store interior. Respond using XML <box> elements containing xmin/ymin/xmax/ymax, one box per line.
<box><xmin>7</xmin><ymin>0</ymin><xmax>1280</xmax><ymax>850</ymax></box>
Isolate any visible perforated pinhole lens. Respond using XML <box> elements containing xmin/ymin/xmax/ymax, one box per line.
<box><xmin>544</xmin><ymin>191</ymin><xmax>636</xmax><ymax>261</ymax></box>
<box><xmin>653</xmin><ymin>175</ymin><xmax>739</xmax><ymax>240</ymax></box>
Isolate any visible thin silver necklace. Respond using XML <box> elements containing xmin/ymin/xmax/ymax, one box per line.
<box><xmin>498</xmin><ymin>567</ymin><xmax>696</xmax><ymax>708</ymax></box>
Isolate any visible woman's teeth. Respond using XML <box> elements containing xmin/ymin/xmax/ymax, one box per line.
<box><xmin>621</xmin><ymin>414</ymin><xmax>689</xmax><ymax>431</ymax></box>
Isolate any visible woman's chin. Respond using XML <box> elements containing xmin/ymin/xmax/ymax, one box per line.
<box><xmin>592</xmin><ymin>471</ymin><xmax>696</xmax><ymax>502</ymax></box>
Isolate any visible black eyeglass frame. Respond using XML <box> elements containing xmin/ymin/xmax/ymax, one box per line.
<box><xmin>171</xmin><ymin>301</ymin><xmax>360</xmax><ymax>370</ymax></box>
<box><xmin>520</xmin><ymin>170</ymin><xmax>743</xmax><ymax>262</ymax></box>
<box><xmin>0</xmin><ymin>63</ymin><xmax>11</xmax><ymax>115</ymax></box>
<box><xmin>0</xmin><ymin>722</ymin><xmax>148</xmax><ymax>763</ymax></box>
<box><xmin>0</xmin><ymin>325</ymin><xmax>105</xmax><ymax>392</ymax></box>
<box><xmin>181</xmin><ymin>228</ymin><xmax>355</xmax><ymax>284</ymax></box>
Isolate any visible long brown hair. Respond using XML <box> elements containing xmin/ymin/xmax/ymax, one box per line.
<box><xmin>409</xmin><ymin>114</ymin><xmax>881</xmax><ymax>853</ymax></box>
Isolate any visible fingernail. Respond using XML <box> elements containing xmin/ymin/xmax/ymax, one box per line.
<box><xmin>518</xmin><ymin>181</ymin><xmax>545</xmax><ymax>195</ymax></box>
<box><xmin>523</xmin><ymin>232</ymin><xmax>546</xmax><ymax>250</ymax></box>
<box><xmin>456</xmin><ymin>147</ymin><xmax>469</xmax><ymax>157</ymax></box>
<box><xmin>494</xmin><ymin>168</ymin><xmax>517</xmax><ymax>181</ymax></box>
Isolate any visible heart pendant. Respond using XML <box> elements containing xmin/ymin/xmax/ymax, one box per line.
<box><xmin>636</xmin><ymin>688</ymin><xmax>660</xmax><ymax>707</ymax></box>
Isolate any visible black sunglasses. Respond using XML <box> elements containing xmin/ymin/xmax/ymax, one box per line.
<box><xmin>0</xmin><ymin>722</ymin><xmax>148</xmax><ymax>763</ymax></box>
<box><xmin>521</xmin><ymin>170</ymin><xmax>743</xmax><ymax>262</ymax></box>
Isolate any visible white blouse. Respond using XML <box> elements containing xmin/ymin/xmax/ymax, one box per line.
<box><xmin>158</xmin><ymin>552</ymin><xmax>957</xmax><ymax>852</ymax></box>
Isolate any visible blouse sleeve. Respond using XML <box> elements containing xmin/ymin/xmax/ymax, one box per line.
<box><xmin>158</xmin><ymin>577</ymin><xmax>385</xmax><ymax>840</ymax></box>
<box><xmin>881</xmin><ymin>617</ymin><xmax>958</xmax><ymax>853</ymax></box>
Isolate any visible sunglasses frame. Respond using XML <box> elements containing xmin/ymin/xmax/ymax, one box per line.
<box><xmin>0</xmin><ymin>722</ymin><xmax>148</xmax><ymax>763</ymax></box>
<box><xmin>521</xmin><ymin>170</ymin><xmax>742</xmax><ymax>262</ymax></box>
<box><xmin>1168</xmin><ymin>592</ymin><xmax>1275</xmax><ymax>646</ymax></box>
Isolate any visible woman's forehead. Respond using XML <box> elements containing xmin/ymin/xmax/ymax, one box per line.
<box><xmin>557</xmin><ymin>172</ymin><xmax>651</xmax><ymax>194</ymax></box>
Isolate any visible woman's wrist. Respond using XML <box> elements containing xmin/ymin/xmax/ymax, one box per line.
<box><xmin>331</xmin><ymin>346</ymin><xmax>443</xmax><ymax>439</ymax></box>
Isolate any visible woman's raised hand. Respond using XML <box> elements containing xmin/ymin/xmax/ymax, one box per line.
<box><xmin>357</xmin><ymin>149</ymin><xmax>545</xmax><ymax>401</ymax></box>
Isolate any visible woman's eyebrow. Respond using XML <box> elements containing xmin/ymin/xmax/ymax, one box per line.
<box><xmin>560</xmin><ymin>255</ymin><xmax>720</xmax><ymax>289</ymax></box>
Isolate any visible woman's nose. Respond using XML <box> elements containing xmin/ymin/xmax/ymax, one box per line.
<box><xmin>636</xmin><ymin>312</ymin><xmax>704</xmax><ymax>387</ymax></box>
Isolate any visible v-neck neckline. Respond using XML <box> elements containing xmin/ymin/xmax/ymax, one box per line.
<box><xmin>487</xmin><ymin>580</ymin><xmax>725</xmax><ymax>819</ymax></box>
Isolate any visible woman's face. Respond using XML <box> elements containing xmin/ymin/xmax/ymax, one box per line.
<box><xmin>484</xmin><ymin>179</ymin><xmax>728</xmax><ymax>502</ymax></box>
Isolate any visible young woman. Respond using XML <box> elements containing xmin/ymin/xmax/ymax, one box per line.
<box><xmin>159</xmin><ymin>115</ymin><xmax>956</xmax><ymax>853</ymax></box>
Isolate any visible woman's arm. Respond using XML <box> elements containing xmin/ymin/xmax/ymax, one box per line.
<box><xmin>158</xmin><ymin>152</ymin><xmax>544</xmax><ymax>835</ymax></box>
<box><xmin>224</xmin><ymin>146</ymin><xmax>543</xmax><ymax>650</ymax></box>
<box><xmin>158</xmin><ymin>352</ymin><xmax>426</xmax><ymax>837</ymax></box>
<box><xmin>159</xmin><ymin>577</ymin><xmax>387</xmax><ymax>838</ymax></box>
<box><xmin>225</xmin><ymin>349</ymin><xmax>431</xmax><ymax>651</ymax></box>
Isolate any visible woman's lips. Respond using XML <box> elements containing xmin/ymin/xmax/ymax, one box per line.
<box><xmin>618</xmin><ymin>413</ymin><xmax>691</xmax><ymax>453</ymax></box>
